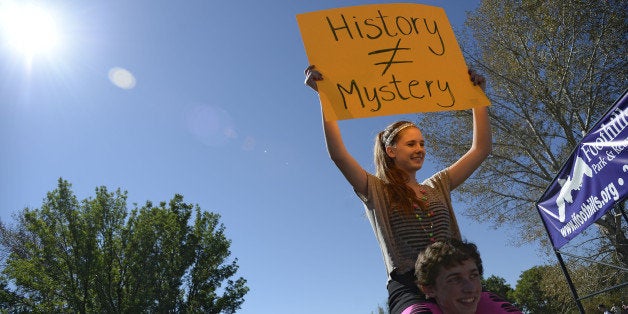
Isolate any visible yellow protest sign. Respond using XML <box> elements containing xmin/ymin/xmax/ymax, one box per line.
<box><xmin>297</xmin><ymin>3</ymin><xmax>490</xmax><ymax>121</ymax></box>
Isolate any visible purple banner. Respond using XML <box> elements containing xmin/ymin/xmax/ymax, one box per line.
<box><xmin>537</xmin><ymin>90</ymin><xmax>628</xmax><ymax>249</ymax></box>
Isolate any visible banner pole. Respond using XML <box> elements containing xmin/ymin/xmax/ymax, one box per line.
<box><xmin>536</xmin><ymin>199</ymin><xmax>586</xmax><ymax>313</ymax></box>
<box><xmin>553</xmin><ymin>249</ymin><xmax>585</xmax><ymax>313</ymax></box>
<box><xmin>618</xmin><ymin>202</ymin><xmax>627</xmax><ymax>224</ymax></box>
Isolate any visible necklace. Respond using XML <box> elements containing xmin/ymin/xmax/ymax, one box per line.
<box><xmin>414</xmin><ymin>187</ymin><xmax>436</xmax><ymax>243</ymax></box>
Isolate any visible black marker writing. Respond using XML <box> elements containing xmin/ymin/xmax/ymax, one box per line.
<box><xmin>325</xmin><ymin>10</ymin><xmax>445</xmax><ymax>56</ymax></box>
<box><xmin>336</xmin><ymin>74</ymin><xmax>454</xmax><ymax>112</ymax></box>
<box><xmin>368</xmin><ymin>39</ymin><xmax>412</xmax><ymax>76</ymax></box>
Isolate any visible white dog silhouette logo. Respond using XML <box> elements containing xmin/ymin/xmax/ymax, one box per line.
<box><xmin>540</xmin><ymin>156</ymin><xmax>594</xmax><ymax>222</ymax></box>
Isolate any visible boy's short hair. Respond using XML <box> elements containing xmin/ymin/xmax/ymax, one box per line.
<box><xmin>414</xmin><ymin>238</ymin><xmax>483</xmax><ymax>287</ymax></box>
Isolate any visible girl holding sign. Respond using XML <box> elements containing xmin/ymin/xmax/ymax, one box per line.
<box><xmin>305</xmin><ymin>65</ymin><xmax>492</xmax><ymax>314</ymax></box>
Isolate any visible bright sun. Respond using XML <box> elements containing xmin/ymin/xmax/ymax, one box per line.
<box><xmin>0</xmin><ymin>2</ymin><xmax>61</xmax><ymax>57</ymax></box>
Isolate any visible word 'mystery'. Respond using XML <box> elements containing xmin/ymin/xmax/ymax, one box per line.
<box><xmin>336</xmin><ymin>74</ymin><xmax>454</xmax><ymax>112</ymax></box>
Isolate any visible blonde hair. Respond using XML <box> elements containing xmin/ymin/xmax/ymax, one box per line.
<box><xmin>374</xmin><ymin>121</ymin><xmax>427</xmax><ymax>216</ymax></box>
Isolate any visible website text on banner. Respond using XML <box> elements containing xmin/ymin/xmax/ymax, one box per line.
<box><xmin>537</xmin><ymin>90</ymin><xmax>628</xmax><ymax>249</ymax></box>
<box><xmin>296</xmin><ymin>3</ymin><xmax>489</xmax><ymax>121</ymax></box>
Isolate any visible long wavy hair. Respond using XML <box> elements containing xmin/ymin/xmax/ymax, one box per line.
<box><xmin>374</xmin><ymin>120</ymin><xmax>427</xmax><ymax>216</ymax></box>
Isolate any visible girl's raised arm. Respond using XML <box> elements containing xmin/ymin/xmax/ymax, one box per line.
<box><xmin>446</xmin><ymin>70</ymin><xmax>492</xmax><ymax>190</ymax></box>
<box><xmin>305</xmin><ymin>65</ymin><xmax>368</xmax><ymax>196</ymax></box>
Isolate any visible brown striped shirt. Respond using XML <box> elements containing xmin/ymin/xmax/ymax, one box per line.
<box><xmin>357</xmin><ymin>170</ymin><xmax>461</xmax><ymax>277</ymax></box>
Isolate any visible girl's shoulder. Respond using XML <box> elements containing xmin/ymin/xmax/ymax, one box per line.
<box><xmin>421</xmin><ymin>169</ymin><xmax>450</xmax><ymax>188</ymax></box>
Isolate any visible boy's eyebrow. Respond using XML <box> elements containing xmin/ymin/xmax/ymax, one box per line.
<box><xmin>445</xmin><ymin>272</ymin><xmax>462</xmax><ymax>280</ymax></box>
<box><xmin>444</xmin><ymin>267</ymin><xmax>479</xmax><ymax>279</ymax></box>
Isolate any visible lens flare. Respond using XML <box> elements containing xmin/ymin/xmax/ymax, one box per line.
<box><xmin>108</xmin><ymin>67</ymin><xmax>137</xmax><ymax>90</ymax></box>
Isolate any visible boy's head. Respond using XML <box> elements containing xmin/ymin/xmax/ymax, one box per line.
<box><xmin>415</xmin><ymin>239</ymin><xmax>484</xmax><ymax>314</ymax></box>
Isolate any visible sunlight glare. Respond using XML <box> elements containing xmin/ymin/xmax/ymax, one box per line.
<box><xmin>0</xmin><ymin>3</ymin><xmax>60</xmax><ymax>57</ymax></box>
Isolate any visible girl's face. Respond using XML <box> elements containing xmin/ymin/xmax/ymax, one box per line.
<box><xmin>386</xmin><ymin>127</ymin><xmax>425</xmax><ymax>174</ymax></box>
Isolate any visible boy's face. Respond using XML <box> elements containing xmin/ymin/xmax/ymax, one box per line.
<box><xmin>424</xmin><ymin>259</ymin><xmax>482</xmax><ymax>314</ymax></box>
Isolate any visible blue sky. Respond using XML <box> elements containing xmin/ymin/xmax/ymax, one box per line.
<box><xmin>0</xmin><ymin>1</ymin><xmax>544</xmax><ymax>313</ymax></box>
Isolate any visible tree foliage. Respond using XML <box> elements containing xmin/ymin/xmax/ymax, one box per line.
<box><xmin>419</xmin><ymin>0</ymin><xmax>628</xmax><ymax>262</ymax></box>
<box><xmin>0</xmin><ymin>178</ymin><xmax>248</xmax><ymax>313</ymax></box>
<box><xmin>511</xmin><ymin>265</ymin><xmax>575</xmax><ymax>313</ymax></box>
<box><xmin>482</xmin><ymin>275</ymin><xmax>515</xmax><ymax>304</ymax></box>
<box><xmin>370</xmin><ymin>304</ymin><xmax>387</xmax><ymax>314</ymax></box>
<box><xmin>511</xmin><ymin>262</ymin><xmax>626</xmax><ymax>313</ymax></box>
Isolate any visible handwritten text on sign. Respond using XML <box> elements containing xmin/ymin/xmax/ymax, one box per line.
<box><xmin>297</xmin><ymin>4</ymin><xmax>490</xmax><ymax>121</ymax></box>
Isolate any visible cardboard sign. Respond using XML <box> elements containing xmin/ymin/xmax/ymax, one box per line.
<box><xmin>297</xmin><ymin>3</ymin><xmax>490</xmax><ymax>121</ymax></box>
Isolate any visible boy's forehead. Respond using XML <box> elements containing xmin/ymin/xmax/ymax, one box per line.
<box><xmin>439</xmin><ymin>259</ymin><xmax>477</xmax><ymax>276</ymax></box>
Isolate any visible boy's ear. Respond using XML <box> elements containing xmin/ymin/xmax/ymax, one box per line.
<box><xmin>420</xmin><ymin>285</ymin><xmax>435</xmax><ymax>299</ymax></box>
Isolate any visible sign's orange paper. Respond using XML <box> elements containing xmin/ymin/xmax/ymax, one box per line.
<box><xmin>297</xmin><ymin>3</ymin><xmax>490</xmax><ymax>121</ymax></box>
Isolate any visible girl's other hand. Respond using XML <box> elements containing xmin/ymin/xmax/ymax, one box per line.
<box><xmin>468</xmin><ymin>69</ymin><xmax>486</xmax><ymax>91</ymax></box>
<box><xmin>305</xmin><ymin>65</ymin><xmax>323</xmax><ymax>92</ymax></box>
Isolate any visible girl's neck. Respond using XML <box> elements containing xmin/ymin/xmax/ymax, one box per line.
<box><xmin>404</xmin><ymin>170</ymin><xmax>418</xmax><ymax>183</ymax></box>
<box><xmin>405</xmin><ymin>175</ymin><xmax>419</xmax><ymax>185</ymax></box>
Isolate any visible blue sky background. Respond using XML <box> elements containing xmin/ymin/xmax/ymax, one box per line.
<box><xmin>0</xmin><ymin>1</ymin><xmax>545</xmax><ymax>313</ymax></box>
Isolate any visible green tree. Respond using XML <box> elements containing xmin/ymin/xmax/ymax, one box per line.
<box><xmin>420</xmin><ymin>0</ymin><xmax>627</xmax><ymax>261</ymax></box>
<box><xmin>547</xmin><ymin>255</ymin><xmax>626</xmax><ymax>313</ymax></box>
<box><xmin>0</xmin><ymin>178</ymin><xmax>248</xmax><ymax>313</ymax></box>
<box><xmin>512</xmin><ymin>265</ymin><xmax>572</xmax><ymax>313</ymax></box>
<box><xmin>0</xmin><ymin>277</ymin><xmax>23</xmax><ymax>310</ymax></box>
<box><xmin>511</xmin><ymin>262</ymin><xmax>626</xmax><ymax>313</ymax></box>
<box><xmin>482</xmin><ymin>275</ymin><xmax>515</xmax><ymax>303</ymax></box>
<box><xmin>370</xmin><ymin>304</ymin><xmax>387</xmax><ymax>314</ymax></box>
